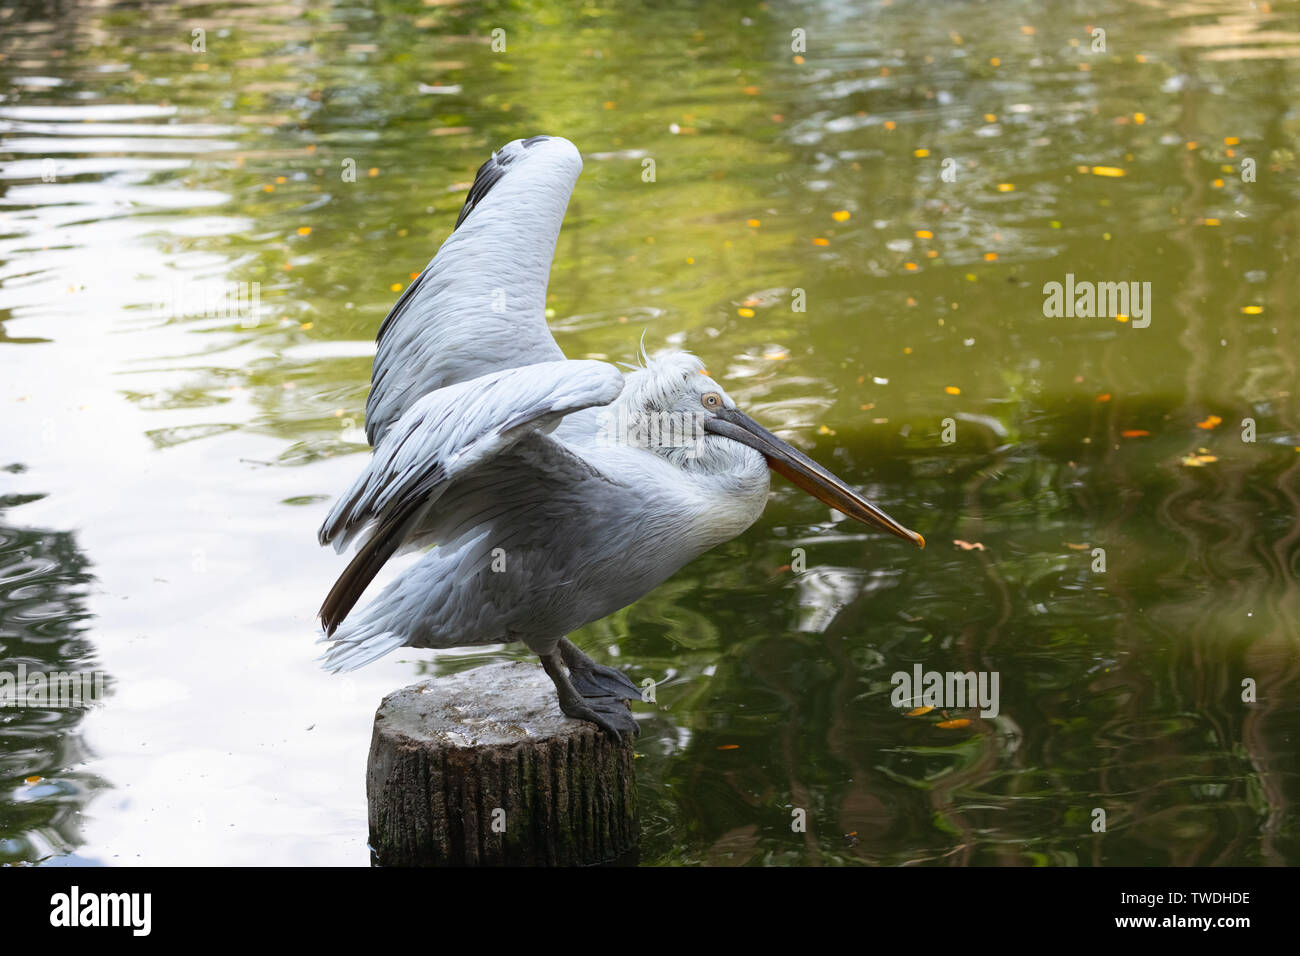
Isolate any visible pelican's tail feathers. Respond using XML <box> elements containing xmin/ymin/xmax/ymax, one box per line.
<box><xmin>317</xmin><ymin>627</ymin><xmax>407</xmax><ymax>673</ymax></box>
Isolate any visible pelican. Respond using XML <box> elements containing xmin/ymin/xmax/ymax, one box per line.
<box><xmin>317</xmin><ymin>134</ymin><xmax>924</xmax><ymax>739</ymax></box>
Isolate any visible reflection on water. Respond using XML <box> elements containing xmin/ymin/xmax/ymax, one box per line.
<box><xmin>1</xmin><ymin>0</ymin><xmax>1298</xmax><ymax>864</ymax></box>
<box><xmin>0</xmin><ymin>475</ymin><xmax>106</xmax><ymax>865</ymax></box>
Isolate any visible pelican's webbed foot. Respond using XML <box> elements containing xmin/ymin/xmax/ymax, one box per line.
<box><xmin>541</xmin><ymin>648</ymin><xmax>640</xmax><ymax>741</ymax></box>
<box><xmin>558</xmin><ymin>637</ymin><xmax>643</xmax><ymax>702</ymax></box>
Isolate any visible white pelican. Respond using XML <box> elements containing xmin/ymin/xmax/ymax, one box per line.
<box><xmin>317</xmin><ymin>135</ymin><xmax>924</xmax><ymax>739</ymax></box>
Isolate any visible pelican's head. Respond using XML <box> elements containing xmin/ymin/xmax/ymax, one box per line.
<box><xmin>612</xmin><ymin>350</ymin><xmax>924</xmax><ymax>548</ymax></box>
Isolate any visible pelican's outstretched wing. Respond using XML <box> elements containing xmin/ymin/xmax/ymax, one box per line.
<box><xmin>318</xmin><ymin>359</ymin><xmax>623</xmax><ymax>634</ymax></box>
<box><xmin>365</xmin><ymin>135</ymin><xmax>583</xmax><ymax>446</ymax></box>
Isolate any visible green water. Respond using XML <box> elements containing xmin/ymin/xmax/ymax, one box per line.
<box><xmin>2</xmin><ymin>0</ymin><xmax>1298</xmax><ymax>865</ymax></box>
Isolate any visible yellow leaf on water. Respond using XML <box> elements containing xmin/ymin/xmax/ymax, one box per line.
<box><xmin>1091</xmin><ymin>166</ymin><xmax>1126</xmax><ymax>177</ymax></box>
<box><xmin>937</xmin><ymin>719</ymin><xmax>971</xmax><ymax>729</ymax></box>
<box><xmin>832</xmin><ymin>210</ymin><xmax>851</xmax><ymax>222</ymax></box>
<box><xmin>906</xmin><ymin>706</ymin><xmax>934</xmax><ymax>717</ymax></box>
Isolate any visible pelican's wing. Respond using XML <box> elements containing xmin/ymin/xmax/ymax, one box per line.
<box><xmin>365</xmin><ymin>135</ymin><xmax>584</xmax><ymax>446</ymax></box>
<box><xmin>318</xmin><ymin>359</ymin><xmax>623</xmax><ymax>634</ymax></box>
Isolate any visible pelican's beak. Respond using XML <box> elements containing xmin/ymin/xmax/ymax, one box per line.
<box><xmin>704</xmin><ymin>408</ymin><xmax>925</xmax><ymax>548</ymax></box>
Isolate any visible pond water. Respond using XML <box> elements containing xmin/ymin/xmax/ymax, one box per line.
<box><xmin>2</xmin><ymin>0</ymin><xmax>1299</xmax><ymax>865</ymax></box>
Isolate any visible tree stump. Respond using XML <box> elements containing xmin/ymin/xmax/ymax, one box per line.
<box><xmin>366</xmin><ymin>660</ymin><xmax>639</xmax><ymax>866</ymax></box>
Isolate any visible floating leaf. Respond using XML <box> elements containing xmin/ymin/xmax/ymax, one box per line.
<box><xmin>953</xmin><ymin>539</ymin><xmax>985</xmax><ymax>551</ymax></box>
<box><xmin>937</xmin><ymin>719</ymin><xmax>971</xmax><ymax>729</ymax></box>
<box><xmin>907</xmin><ymin>706</ymin><xmax>934</xmax><ymax>717</ymax></box>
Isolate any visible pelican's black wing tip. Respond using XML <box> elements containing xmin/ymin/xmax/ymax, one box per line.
<box><xmin>453</xmin><ymin>135</ymin><xmax>553</xmax><ymax>231</ymax></box>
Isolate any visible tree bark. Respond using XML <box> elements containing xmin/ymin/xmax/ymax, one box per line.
<box><xmin>366</xmin><ymin>660</ymin><xmax>639</xmax><ymax>866</ymax></box>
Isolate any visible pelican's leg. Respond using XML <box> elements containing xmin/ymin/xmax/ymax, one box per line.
<box><xmin>558</xmin><ymin>638</ymin><xmax>643</xmax><ymax>702</ymax></box>
<box><xmin>539</xmin><ymin>649</ymin><xmax>639</xmax><ymax>741</ymax></box>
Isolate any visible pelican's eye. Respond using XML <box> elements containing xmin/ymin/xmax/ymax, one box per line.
<box><xmin>701</xmin><ymin>391</ymin><xmax>723</xmax><ymax>410</ymax></box>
